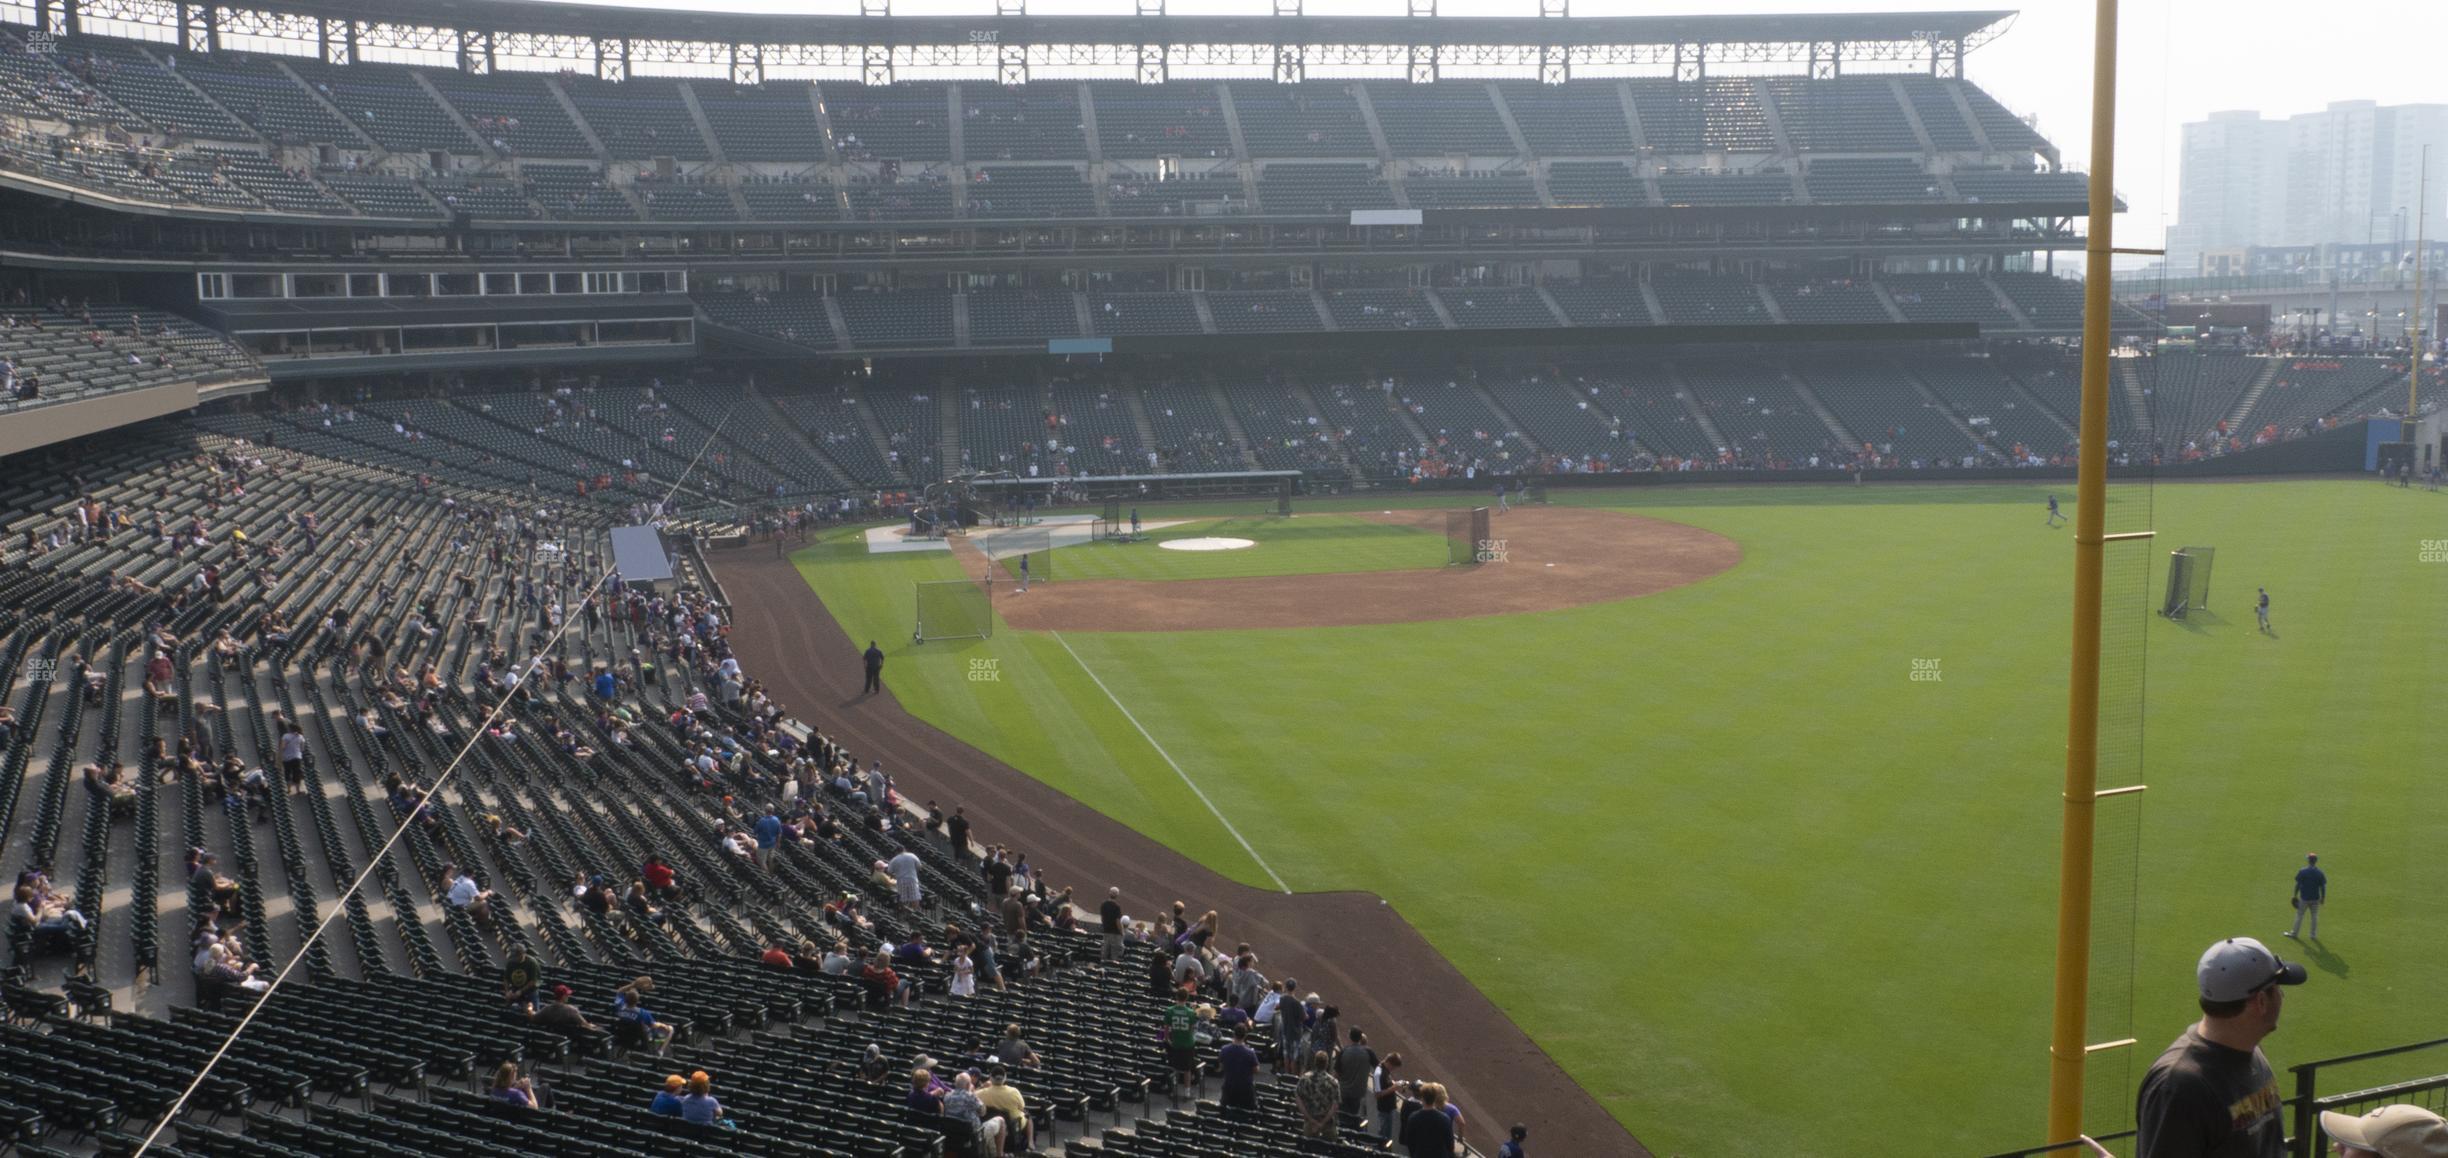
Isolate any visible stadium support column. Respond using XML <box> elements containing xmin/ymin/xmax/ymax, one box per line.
<box><xmin>2046</xmin><ymin>0</ymin><xmax>2120</xmax><ymax>1143</ymax></box>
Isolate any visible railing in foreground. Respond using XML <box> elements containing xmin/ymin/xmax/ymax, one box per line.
<box><xmin>1985</xmin><ymin>1034</ymin><xmax>2448</xmax><ymax>1158</ymax></box>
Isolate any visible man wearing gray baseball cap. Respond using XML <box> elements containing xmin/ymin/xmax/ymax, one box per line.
<box><xmin>2136</xmin><ymin>936</ymin><xmax>2307</xmax><ymax>1158</ymax></box>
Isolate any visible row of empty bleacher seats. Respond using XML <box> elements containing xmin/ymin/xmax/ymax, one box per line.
<box><xmin>1765</xmin><ymin>76</ymin><xmax>1919</xmax><ymax>152</ymax></box>
<box><xmin>1253</xmin><ymin>163</ymin><xmax>1390</xmax><ymax>214</ymax></box>
<box><xmin>1092</xmin><ymin>81</ymin><xmax>1232</xmax><ymax>158</ymax></box>
<box><xmin>1400</xmin><ymin>170</ymin><xmax>1537</xmax><ymax>209</ymax></box>
<box><xmin>1438</xmin><ymin>286</ymin><xmax>1557</xmax><ymax>329</ymax></box>
<box><xmin>1322</xmin><ymin>288</ymin><xmax>1435</xmax><ymax>331</ymax></box>
<box><xmin>1547</xmin><ymin>160</ymin><xmax>1646</xmax><ymax>206</ymax></box>
<box><xmin>695</xmin><ymin>290</ymin><xmax>837</xmax><ymax>351</ymax></box>
<box><xmin>967</xmin><ymin>289</ymin><xmax>1081</xmax><ymax>344</ymax></box>
<box><xmin>1657</xmin><ymin>169</ymin><xmax>1794</xmax><ymax>206</ymax></box>
<box><xmin>655</xmin><ymin>274</ymin><xmax>2119</xmax><ymax>348</ymax></box>
<box><xmin>0</xmin><ymin>35</ymin><xmax>2065</xmax><ymax>220</ymax></box>
<box><xmin>1767</xmin><ymin>276</ymin><xmax>1891</xmax><ymax>324</ymax></box>
<box><xmin>1</xmin><ymin>304</ymin><xmax>260</xmax><ymax>413</ymax></box>
<box><xmin>1366</xmin><ymin>81</ymin><xmax>1512</xmax><ymax>155</ymax></box>
<box><xmin>968</xmin><ymin>165</ymin><xmax>1096</xmax><ymax>218</ymax></box>
<box><xmin>1799</xmin><ymin>357</ymin><xmax>1979</xmax><ymax>463</ymax></box>
<box><xmin>1804</xmin><ymin>157</ymin><xmax>1942</xmax><ymax>203</ymax></box>
<box><xmin>562</xmin><ymin>76</ymin><xmax>708</xmax><ymax>161</ymax></box>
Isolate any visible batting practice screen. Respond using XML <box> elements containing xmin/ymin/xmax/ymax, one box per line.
<box><xmin>1447</xmin><ymin>507</ymin><xmax>1491</xmax><ymax>566</ymax></box>
<box><xmin>914</xmin><ymin>579</ymin><xmax>992</xmax><ymax>642</ymax></box>
<box><xmin>2160</xmin><ymin>546</ymin><xmax>2214</xmax><ymax>619</ymax></box>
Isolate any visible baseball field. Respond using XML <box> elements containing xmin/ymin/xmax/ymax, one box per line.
<box><xmin>785</xmin><ymin>479</ymin><xmax>2448</xmax><ymax>1156</ymax></box>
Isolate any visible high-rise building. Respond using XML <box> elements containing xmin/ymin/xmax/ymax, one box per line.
<box><xmin>2166</xmin><ymin>111</ymin><xmax>2288</xmax><ymax>275</ymax></box>
<box><xmin>2169</xmin><ymin>101</ymin><xmax>2448</xmax><ymax>275</ymax></box>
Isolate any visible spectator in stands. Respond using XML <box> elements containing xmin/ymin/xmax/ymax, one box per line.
<box><xmin>621</xmin><ymin>879</ymin><xmax>658</xmax><ymax>922</ymax></box>
<box><xmin>648</xmin><ymin>1074</ymin><xmax>686</xmax><ymax>1116</ymax></box>
<box><xmin>1218</xmin><ymin>1024</ymin><xmax>1260</xmax><ymax>1117</ymax></box>
<box><xmin>948</xmin><ymin>940</ymin><xmax>976</xmax><ymax>997</ymax></box>
<box><xmin>1273</xmin><ymin>983</ymin><xmax>1307</xmax><ymax>1072</ymax></box>
<box><xmin>500</xmin><ymin>945</ymin><xmax>541</xmax><ymax>1014</ymax></box>
<box><xmin>614</xmin><ymin>977</ymin><xmax>677</xmax><ymax>1055</ymax></box>
<box><xmin>1162</xmin><ymin>983</ymin><xmax>1199</xmax><ymax>1097</ymax></box>
<box><xmin>190</xmin><ymin>850</ymin><xmax>240</xmax><ymax>909</ymax></box>
<box><xmin>442</xmin><ymin>864</ymin><xmax>496</xmax><ymax>928</ymax></box>
<box><xmin>1371</xmin><ymin>1053</ymin><xmax>1407</xmax><ymax>1139</ymax></box>
<box><xmin>1099</xmin><ymin>887</ymin><xmax>1125</xmax><ymax>962</ymax></box>
<box><xmin>752</xmin><ymin>810</ymin><xmax>781</xmax><ymax>869</ymax></box>
<box><xmin>1337</xmin><ymin>1027</ymin><xmax>1379</xmax><ymax>1120</ymax></box>
<box><xmin>993</xmin><ymin>1023</ymin><xmax>1039</xmax><ymax>1069</ymax></box>
<box><xmin>2137</xmin><ymin>936</ymin><xmax>2303</xmax><ymax>1158</ymax></box>
<box><xmin>535</xmin><ymin>985</ymin><xmax>594</xmax><ymax>1034</ymax></box>
<box><xmin>977</xmin><ymin>1065</ymin><xmax>1031</xmax><ymax>1154</ymax></box>
<box><xmin>9</xmin><ymin>883</ymin><xmax>85</xmax><ymax>954</ymax></box>
<box><xmin>2321</xmin><ymin>1105</ymin><xmax>2448</xmax><ymax>1158</ymax></box>
<box><xmin>862</xmin><ymin>949</ymin><xmax>913</xmax><ymax>1009</ymax></box>
<box><xmin>1297</xmin><ymin>1050</ymin><xmax>1343</xmax><ymax>1139</ymax></box>
<box><xmin>492</xmin><ymin>1061</ymin><xmax>539</xmax><ymax>1109</ymax></box>
<box><xmin>907</xmin><ymin>1067</ymin><xmax>946</xmax><ymax>1114</ymax></box>
<box><xmin>642</xmin><ymin>853</ymin><xmax>677</xmax><ymax>900</ymax></box>
<box><xmin>857</xmin><ymin>1043</ymin><xmax>892</xmax><ymax>1084</ymax></box>
<box><xmin>1400</xmin><ymin>1082</ymin><xmax>1459</xmax><ymax>1157</ymax></box>
<box><xmin>199</xmin><ymin>941</ymin><xmax>265</xmax><ymax>992</ymax></box>
<box><xmin>680</xmin><ymin>1071</ymin><xmax>734</xmax><ymax>1130</ymax></box>
<box><xmin>889</xmin><ymin>844</ymin><xmax>923</xmax><ymax>910</ymax></box>
<box><xmin>943</xmin><ymin>1070</ymin><xmax>1000</xmax><ymax>1155</ymax></box>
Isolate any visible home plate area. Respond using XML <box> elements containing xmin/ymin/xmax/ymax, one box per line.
<box><xmin>990</xmin><ymin>506</ymin><xmax>1741</xmax><ymax>632</ymax></box>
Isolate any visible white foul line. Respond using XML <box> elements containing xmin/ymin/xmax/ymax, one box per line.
<box><xmin>1049</xmin><ymin>630</ymin><xmax>1291</xmax><ymax>895</ymax></box>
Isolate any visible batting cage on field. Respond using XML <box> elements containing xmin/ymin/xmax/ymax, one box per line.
<box><xmin>913</xmin><ymin>579</ymin><xmax>991</xmax><ymax>643</ymax></box>
<box><xmin>1446</xmin><ymin>506</ymin><xmax>1491</xmax><ymax>566</ymax></box>
<box><xmin>2159</xmin><ymin>546</ymin><xmax>2214</xmax><ymax>619</ymax></box>
<box><xmin>983</xmin><ymin>528</ymin><xmax>1054</xmax><ymax>584</ymax></box>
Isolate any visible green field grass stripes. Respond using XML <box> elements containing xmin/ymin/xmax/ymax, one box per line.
<box><xmin>1048</xmin><ymin>629</ymin><xmax>1291</xmax><ymax>895</ymax></box>
<box><xmin>793</xmin><ymin>482</ymin><xmax>2448</xmax><ymax>1156</ymax></box>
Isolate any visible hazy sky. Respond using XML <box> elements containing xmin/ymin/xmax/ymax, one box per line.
<box><xmin>548</xmin><ymin>0</ymin><xmax>2446</xmax><ymax>250</ymax></box>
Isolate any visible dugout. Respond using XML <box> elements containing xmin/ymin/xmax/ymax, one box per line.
<box><xmin>971</xmin><ymin>470</ymin><xmax>1299</xmax><ymax>518</ymax></box>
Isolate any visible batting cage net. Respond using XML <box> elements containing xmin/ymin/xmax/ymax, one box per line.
<box><xmin>914</xmin><ymin>579</ymin><xmax>991</xmax><ymax>643</ymax></box>
<box><xmin>2159</xmin><ymin>546</ymin><xmax>2214</xmax><ymax>619</ymax></box>
<box><xmin>1447</xmin><ymin>506</ymin><xmax>1491</xmax><ymax>566</ymax></box>
<box><xmin>982</xmin><ymin>527</ymin><xmax>1054</xmax><ymax>587</ymax></box>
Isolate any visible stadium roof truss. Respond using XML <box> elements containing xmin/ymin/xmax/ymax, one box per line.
<box><xmin>20</xmin><ymin>0</ymin><xmax>2011</xmax><ymax>85</ymax></box>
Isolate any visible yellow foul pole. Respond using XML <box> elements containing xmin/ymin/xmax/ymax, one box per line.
<box><xmin>2046</xmin><ymin>0</ymin><xmax>2121</xmax><ymax>1140</ymax></box>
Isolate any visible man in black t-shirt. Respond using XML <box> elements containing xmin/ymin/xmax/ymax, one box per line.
<box><xmin>946</xmin><ymin>807</ymin><xmax>971</xmax><ymax>863</ymax></box>
<box><xmin>2137</xmin><ymin>936</ymin><xmax>2307</xmax><ymax>1158</ymax></box>
<box><xmin>1099</xmin><ymin>887</ymin><xmax>1126</xmax><ymax>963</ymax></box>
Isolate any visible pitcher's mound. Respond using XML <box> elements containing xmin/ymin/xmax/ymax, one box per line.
<box><xmin>995</xmin><ymin>505</ymin><xmax>1739</xmax><ymax>632</ymax></box>
<box><xmin>1160</xmin><ymin>537</ymin><xmax>1257</xmax><ymax>552</ymax></box>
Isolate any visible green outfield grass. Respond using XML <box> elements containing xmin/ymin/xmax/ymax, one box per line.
<box><xmin>995</xmin><ymin>514</ymin><xmax>1447</xmax><ymax>582</ymax></box>
<box><xmin>792</xmin><ymin>481</ymin><xmax>2448</xmax><ymax>1156</ymax></box>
